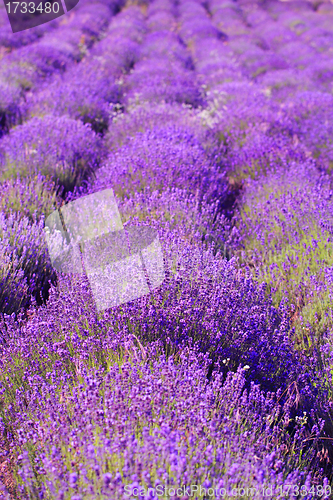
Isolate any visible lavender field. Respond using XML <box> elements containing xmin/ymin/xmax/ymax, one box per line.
<box><xmin>1</xmin><ymin>0</ymin><xmax>333</xmax><ymax>497</ymax></box>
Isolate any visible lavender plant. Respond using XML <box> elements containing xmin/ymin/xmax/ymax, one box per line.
<box><xmin>94</xmin><ymin>125</ymin><xmax>227</xmax><ymax>203</ymax></box>
<box><xmin>0</xmin><ymin>211</ymin><xmax>56</xmax><ymax>314</ymax></box>
<box><xmin>105</xmin><ymin>101</ymin><xmax>200</xmax><ymax>150</ymax></box>
<box><xmin>124</xmin><ymin>57</ymin><xmax>204</xmax><ymax>107</ymax></box>
<box><xmin>0</xmin><ymin>115</ymin><xmax>103</xmax><ymax>193</ymax></box>
<box><xmin>0</xmin><ymin>81</ymin><xmax>22</xmax><ymax>137</ymax></box>
<box><xmin>0</xmin><ymin>264</ymin><xmax>327</xmax><ymax>497</ymax></box>
<box><xmin>11</xmin><ymin>349</ymin><xmax>325</xmax><ymax>499</ymax></box>
<box><xmin>28</xmin><ymin>71</ymin><xmax>120</xmax><ymax>135</ymax></box>
<box><xmin>0</xmin><ymin>173</ymin><xmax>61</xmax><ymax>221</ymax></box>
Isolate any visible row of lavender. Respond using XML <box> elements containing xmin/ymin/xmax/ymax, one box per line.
<box><xmin>1</xmin><ymin>0</ymin><xmax>333</xmax><ymax>497</ymax></box>
<box><xmin>0</xmin><ymin>0</ymin><xmax>136</xmax><ymax>313</ymax></box>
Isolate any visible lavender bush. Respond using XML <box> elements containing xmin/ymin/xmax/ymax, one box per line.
<box><xmin>27</xmin><ymin>70</ymin><xmax>120</xmax><ymax>135</ymax></box>
<box><xmin>0</xmin><ymin>264</ymin><xmax>327</xmax><ymax>497</ymax></box>
<box><xmin>0</xmin><ymin>173</ymin><xmax>61</xmax><ymax>221</ymax></box>
<box><xmin>105</xmin><ymin>101</ymin><xmax>200</xmax><ymax>150</ymax></box>
<box><xmin>0</xmin><ymin>115</ymin><xmax>103</xmax><ymax>193</ymax></box>
<box><xmin>10</xmin><ymin>349</ymin><xmax>326</xmax><ymax>498</ymax></box>
<box><xmin>0</xmin><ymin>82</ymin><xmax>22</xmax><ymax>137</ymax></box>
<box><xmin>94</xmin><ymin>125</ymin><xmax>227</xmax><ymax>204</ymax></box>
<box><xmin>0</xmin><ymin>211</ymin><xmax>56</xmax><ymax>315</ymax></box>
<box><xmin>124</xmin><ymin>57</ymin><xmax>204</xmax><ymax>107</ymax></box>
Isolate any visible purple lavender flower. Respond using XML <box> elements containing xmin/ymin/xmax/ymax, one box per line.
<box><xmin>0</xmin><ymin>210</ymin><xmax>56</xmax><ymax>314</ymax></box>
<box><xmin>8</xmin><ymin>346</ymin><xmax>324</xmax><ymax>497</ymax></box>
<box><xmin>124</xmin><ymin>57</ymin><xmax>204</xmax><ymax>107</ymax></box>
<box><xmin>0</xmin><ymin>81</ymin><xmax>22</xmax><ymax>137</ymax></box>
<box><xmin>0</xmin><ymin>172</ymin><xmax>60</xmax><ymax>221</ymax></box>
<box><xmin>0</xmin><ymin>115</ymin><xmax>102</xmax><ymax>193</ymax></box>
<box><xmin>94</xmin><ymin>125</ymin><xmax>226</xmax><ymax>203</ymax></box>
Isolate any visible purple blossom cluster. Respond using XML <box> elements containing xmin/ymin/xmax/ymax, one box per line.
<box><xmin>93</xmin><ymin>126</ymin><xmax>227</xmax><ymax>204</ymax></box>
<box><xmin>11</xmin><ymin>349</ymin><xmax>323</xmax><ymax>498</ymax></box>
<box><xmin>0</xmin><ymin>210</ymin><xmax>56</xmax><ymax>315</ymax></box>
<box><xmin>0</xmin><ymin>114</ymin><xmax>103</xmax><ymax>192</ymax></box>
<box><xmin>0</xmin><ymin>0</ymin><xmax>123</xmax><ymax>135</ymax></box>
<box><xmin>122</xmin><ymin>2</ymin><xmax>203</xmax><ymax>107</ymax></box>
<box><xmin>26</xmin><ymin>5</ymin><xmax>144</xmax><ymax>133</ymax></box>
<box><xmin>1</xmin><ymin>0</ymin><xmax>333</xmax><ymax>497</ymax></box>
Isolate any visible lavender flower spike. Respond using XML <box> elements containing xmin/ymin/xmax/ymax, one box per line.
<box><xmin>44</xmin><ymin>188</ymin><xmax>164</xmax><ymax>311</ymax></box>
